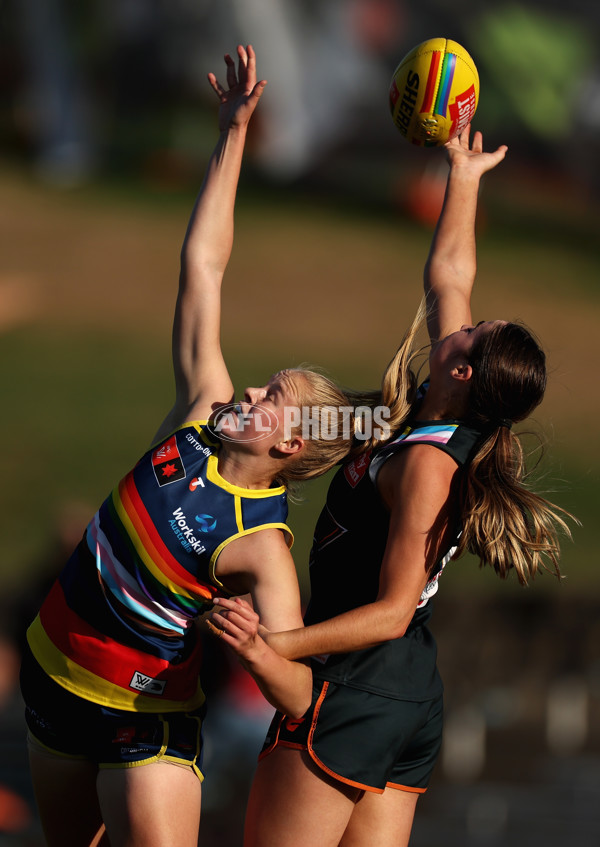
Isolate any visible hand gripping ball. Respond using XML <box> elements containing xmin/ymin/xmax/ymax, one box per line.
<box><xmin>389</xmin><ymin>38</ymin><xmax>479</xmax><ymax>147</ymax></box>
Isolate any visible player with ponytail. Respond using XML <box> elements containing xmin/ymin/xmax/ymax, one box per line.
<box><xmin>213</xmin><ymin>125</ymin><xmax>575</xmax><ymax>847</ymax></box>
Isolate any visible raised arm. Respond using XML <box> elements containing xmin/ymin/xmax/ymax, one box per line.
<box><xmin>153</xmin><ymin>46</ymin><xmax>266</xmax><ymax>444</ymax></box>
<box><xmin>424</xmin><ymin>126</ymin><xmax>507</xmax><ymax>345</ymax></box>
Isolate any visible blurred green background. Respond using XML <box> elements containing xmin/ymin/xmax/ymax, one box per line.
<box><xmin>0</xmin><ymin>168</ymin><xmax>596</xmax><ymax>597</ymax></box>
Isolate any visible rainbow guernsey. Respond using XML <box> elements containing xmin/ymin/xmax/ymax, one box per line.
<box><xmin>26</xmin><ymin>422</ymin><xmax>292</xmax><ymax>712</ymax></box>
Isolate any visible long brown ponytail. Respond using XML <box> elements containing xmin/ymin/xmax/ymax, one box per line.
<box><xmin>456</xmin><ymin>322</ymin><xmax>576</xmax><ymax>584</ymax></box>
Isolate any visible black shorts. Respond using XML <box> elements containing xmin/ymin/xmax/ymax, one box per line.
<box><xmin>20</xmin><ymin>644</ymin><xmax>206</xmax><ymax>779</ymax></box>
<box><xmin>260</xmin><ymin>678</ymin><xmax>443</xmax><ymax>794</ymax></box>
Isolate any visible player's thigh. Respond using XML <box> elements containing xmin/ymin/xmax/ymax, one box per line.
<box><xmin>97</xmin><ymin>761</ymin><xmax>201</xmax><ymax>847</ymax></box>
<box><xmin>340</xmin><ymin>786</ymin><xmax>419</xmax><ymax>847</ymax></box>
<box><xmin>244</xmin><ymin>747</ymin><xmax>361</xmax><ymax>847</ymax></box>
<box><xmin>28</xmin><ymin>745</ymin><xmax>107</xmax><ymax>847</ymax></box>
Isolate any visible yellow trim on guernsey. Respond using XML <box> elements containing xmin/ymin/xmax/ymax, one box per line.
<box><xmin>206</xmin><ymin>454</ymin><xmax>286</xmax><ymax>498</ymax></box>
<box><xmin>234</xmin><ymin>496</ymin><xmax>244</xmax><ymax>533</ymax></box>
<box><xmin>27</xmin><ymin>617</ymin><xmax>205</xmax><ymax>713</ymax></box>
<box><xmin>209</xmin><ymin>523</ymin><xmax>294</xmax><ymax>578</ymax></box>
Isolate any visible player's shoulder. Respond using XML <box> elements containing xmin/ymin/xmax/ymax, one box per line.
<box><xmin>220</xmin><ymin>526</ymin><xmax>292</xmax><ymax>569</ymax></box>
<box><xmin>377</xmin><ymin>442</ymin><xmax>459</xmax><ymax>508</ymax></box>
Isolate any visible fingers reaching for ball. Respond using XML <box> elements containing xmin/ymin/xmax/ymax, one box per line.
<box><xmin>445</xmin><ymin>124</ymin><xmax>508</xmax><ymax>175</ymax></box>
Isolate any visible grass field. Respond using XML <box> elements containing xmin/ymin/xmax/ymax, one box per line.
<box><xmin>0</xmin><ymin>159</ymin><xmax>597</xmax><ymax>600</ymax></box>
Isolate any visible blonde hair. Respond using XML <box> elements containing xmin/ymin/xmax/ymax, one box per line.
<box><xmin>351</xmin><ymin>298</ymin><xmax>428</xmax><ymax>456</ymax></box>
<box><xmin>274</xmin><ymin>368</ymin><xmax>358</xmax><ymax>487</ymax></box>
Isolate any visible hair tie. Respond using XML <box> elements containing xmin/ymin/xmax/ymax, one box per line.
<box><xmin>498</xmin><ymin>418</ymin><xmax>512</xmax><ymax>430</ymax></box>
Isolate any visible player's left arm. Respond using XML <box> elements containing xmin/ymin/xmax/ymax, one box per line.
<box><xmin>210</xmin><ymin>529</ymin><xmax>311</xmax><ymax>718</ymax></box>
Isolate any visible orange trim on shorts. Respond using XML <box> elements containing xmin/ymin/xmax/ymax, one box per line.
<box><xmin>386</xmin><ymin>781</ymin><xmax>428</xmax><ymax>794</ymax></box>
<box><xmin>306</xmin><ymin>682</ymin><xmax>385</xmax><ymax>795</ymax></box>
<box><xmin>260</xmin><ymin>682</ymin><xmax>430</xmax><ymax>795</ymax></box>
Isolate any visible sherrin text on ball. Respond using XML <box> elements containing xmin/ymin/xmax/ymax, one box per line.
<box><xmin>390</xmin><ymin>38</ymin><xmax>479</xmax><ymax>147</ymax></box>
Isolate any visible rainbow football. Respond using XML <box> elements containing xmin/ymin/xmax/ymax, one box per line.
<box><xmin>389</xmin><ymin>38</ymin><xmax>479</xmax><ymax>147</ymax></box>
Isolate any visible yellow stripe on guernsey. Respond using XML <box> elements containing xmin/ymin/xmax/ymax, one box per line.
<box><xmin>234</xmin><ymin>496</ymin><xmax>244</xmax><ymax>533</ymax></box>
<box><xmin>28</xmin><ymin>616</ymin><xmax>205</xmax><ymax>712</ymax></box>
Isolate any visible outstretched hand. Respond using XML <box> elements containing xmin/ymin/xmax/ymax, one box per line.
<box><xmin>207</xmin><ymin>44</ymin><xmax>267</xmax><ymax>133</ymax></box>
<box><xmin>445</xmin><ymin>124</ymin><xmax>508</xmax><ymax>177</ymax></box>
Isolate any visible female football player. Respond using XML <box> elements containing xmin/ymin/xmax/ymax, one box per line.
<box><xmin>213</xmin><ymin>122</ymin><xmax>573</xmax><ymax>847</ymax></box>
<box><xmin>19</xmin><ymin>45</ymin><xmax>361</xmax><ymax>847</ymax></box>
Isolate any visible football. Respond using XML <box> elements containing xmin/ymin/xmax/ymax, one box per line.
<box><xmin>389</xmin><ymin>38</ymin><xmax>479</xmax><ymax>147</ymax></box>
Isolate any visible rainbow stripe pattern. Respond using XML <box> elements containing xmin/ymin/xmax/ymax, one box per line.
<box><xmin>420</xmin><ymin>50</ymin><xmax>457</xmax><ymax>117</ymax></box>
<box><xmin>395</xmin><ymin>422</ymin><xmax>459</xmax><ymax>445</ymax></box>
<box><xmin>369</xmin><ymin>412</ymin><xmax>483</xmax><ymax>485</ymax></box>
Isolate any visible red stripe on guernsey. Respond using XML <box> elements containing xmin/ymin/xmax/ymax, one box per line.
<box><xmin>119</xmin><ymin>475</ymin><xmax>215</xmax><ymax>601</ymax></box>
<box><xmin>419</xmin><ymin>51</ymin><xmax>442</xmax><ymax>114</ymax></box>
<box><xmin>39</xmin><ymin>580</ymin><xmax>199</xmax><ymax>699</ymax></box>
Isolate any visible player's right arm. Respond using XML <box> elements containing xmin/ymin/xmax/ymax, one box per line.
<box><xmin>152</xmin><ymin>46</ymin><xmax>267</xmax><ymax>444</ymax></box>
<box><xmin>423</xmin><ymin>126</ymin><xmax>507</xmax><ymax>345</ymax></box>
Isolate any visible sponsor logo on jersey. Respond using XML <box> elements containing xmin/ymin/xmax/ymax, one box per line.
<box><xmin>195</xmin><ymin>513</ymin><xmax>217</xmax><ymax>533</ymax></box>
<box><xmin>189</xmin><ymin>476</ymin><xmax>205</xmax><ymax>491</ymax></box>
<box><xmin>343</xmin><ymin>451</ymin><xmax>371</xmax><ymax>488</ymax></box>
<box><xmin>185</xmin><ymin>431</ymin><xmax>213</xmax><ymax>456</ymax></box>
<box><xmin>169</xmin><ymin>507</ymin><xmax>207</xmax><ymax>555</ymax></box>
<box><xmin>129</xmin><ymin>671</ymin><xmax>166</xmax><ymax>695</ymax></box>
<box><xmin>152</xmin><ymin>435</ymin><xmax>186</xmax><ymax>486</ymax></box>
